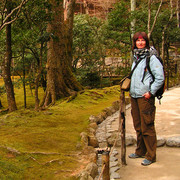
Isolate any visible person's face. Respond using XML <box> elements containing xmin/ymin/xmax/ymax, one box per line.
<box><xmin>136</xmin><ymin>38</ymin><xmax>146</xmax><ymax>49</ymax></box>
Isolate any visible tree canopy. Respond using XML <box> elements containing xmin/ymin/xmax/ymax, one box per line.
<box><xmin>0</xmin><ymin>0</ymin><xmax>179</xmax><ymax>111</ymax></box>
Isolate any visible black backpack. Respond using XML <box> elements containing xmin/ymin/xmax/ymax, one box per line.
<box><xmin>142</xmin><ymin>53</ymin><xmax>165</xmax><ymax>103</ymax></box>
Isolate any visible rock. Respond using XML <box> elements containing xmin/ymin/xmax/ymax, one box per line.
<box><xmin>88</xmin><ymin>153</ymin><xmax>97</xmax><ymax>163</ymax></box>
<box><xmin>87</xmin><ymin>127</ymin><xmax>96</xmax><ymax>135</ymax></box>
<box><xmin>80</xmin><ymin>170</ymin><xmax>93</xmax><ymax>180</ymax></box>
<box><xmin>89</xmin><ymin>115</ymin><xmax>99</xmax><ymax>124</ymax></box>
<box><xmin>89</xmin><ymin>122</ymin><xmax>98</xmax><ymax>130</ymax></box>
<box><xmin>107</xmin><ymin>132</ymin><xmax>118</xmax><ymax>146</ymax></box>
<box><xmin>157</xmin><ymin>136</ymin><xmax>166</xmax><ymax>147</ymax></box>
<box><xmin>166</xmin><ymin>136</ymin><xmax>180</xmax><ymax>147</ymax></box>
<box><xmin>107</xmin><ymin>133</ymin><xmax>136</xmax><ymax>147</ymax></box>
<box><xmin>107</xmin><ymin>106</ymin><xmax>117</xmax><ymax>114</ymax></box>
<box><xmin>110</xmin><ymin>172</ymin><xmax>121</xmax><ymax>179</ymax></box>
<box><xmin>110</xmin><ymin>156</ymin><xmax>118</xmax><ymax>162</ymax></box>
<box><xmin>103</xmin><ymin>107</ymin><xmax>113</xmax><ymax>116</ymax></box>
<box><xmin>110</xmin><ymin>166</ymin><xmax>120</xmax><ymax>174</ymax></box>
<box><xmin>126</xmin><ymin>134</ymin><xmax>136</xmax><ymax>146</ymax></box>
<box><xmin>82</xmin><ymin>146</ymin><xmax>96</xmax><ymax>155</ymax></box>
<box><xmin>112</xmin><ymin>100</ymin><xmax>120</xmax><ymax>111</ymax></box>
<box><xmin>110</xmin><ymin>161</ymin><xmax>119</xmax><ymax>168</ymax></box>
<box><xmin>88</xmin><ymin>133</ymin><xmax>99</xmax><ymax>148</ymax></box>
<box><xmin>110</xmin><ymin>149</ymin><xmax>118</xmax><ymax>156</ymax></box>
<box><xmin>80</xmin><ymin>132</ymin><xmax>88</xmax><ymax>147</ymax></box>
<box><xmin>76</xmin><ymin>142</ymin><xmax>82</xmax><ymax>150</ymax></box>
<box><xmin>97</xmin><ymin>112</ymin><xmax>107</xmax><ymax>123</ymax></box>
<box><xmin>85</xmin><ymin>162</ymin><xmax>98</xmax><ymax>179</ymax></box>
<box><xmin>99</xmin><ymin>141</ymin><xmax>108</xmax><ymax>148</ymax></box>
<box><xmin>106</xmin><ymin>132</ymin><xmax>112</xmax><ymax>139</ymax></box>
<box><xmin>125</xmin><ymin>97</ymin><xmax>131</xmax><ymax>105</ymax></box>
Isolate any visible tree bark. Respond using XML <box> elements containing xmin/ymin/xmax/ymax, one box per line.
<box><xmin>34</xmin><ymin>28</ymin><xmax>45</xmax><ymax>111</ymax></box>
<box><xmin>2</xmin><ymin>1</ymin><xmax>17</xmax><ymax>112</ymax></box>
<box><xmin>147</xmin><ymin>0</ymin><xmax>151</xmax><ymax>38</ymax></box>
<box><xmin>161</xmin><ymin>0</ymin><xmax>174</xmax><ymax>62</ymax></box>
<box><xmin>177</xmin><ymin>0</ymin><xmax>180</xmax><ymax>28</ymax></box>
<box><xmin>83</xmin><ymin>0</ymin><xmax>89</xmax><ymax>14</ymax></box>
<box><xmin>65</xmin><ymin>0</ymin><xmax>76</xmax><ymax>68</ymax></box>
<box><xmin>131</xmin><ymin>0</ymin><xmax>136</xmax><ymax>38</ymax></box>
<box><xmin>42</xmin><ymin>0</ymin><xmax>82</xmax><ymax>107</ymax></box>
<box><xmin>22</xmin><ymin>47</ymin><xmax>27</xmax><ymax>108</ymax></box>
<box><xmin>166</xmin><ymin>44</ymin><xmax>170</xmax><ymax>90</ymax></box>
<box><xmin>0</xmin><ymin>100</ymin><xmax>3</xmax><ymax>109</ymax></box>
<box><xmin>34</xmin><ymin>67</ymin><xmax>42</xmax><ymax>110</ymax></box>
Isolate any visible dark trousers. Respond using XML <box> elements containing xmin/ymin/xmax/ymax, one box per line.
<box><xmin>131</xmin><ymin>97</ymin><xmax>157</xmax><ymax>161</ymax></box>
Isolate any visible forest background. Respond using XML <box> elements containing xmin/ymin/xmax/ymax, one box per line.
<box><xmin>0</xmin><ymin>0</ymin><xmax>179</xmax><ymax>179</ymax></box>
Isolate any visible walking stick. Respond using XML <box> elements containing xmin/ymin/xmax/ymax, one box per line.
<box><xmin>119</xmin><ymin>90</ymin><xmax>127</xmax><ymax>165</ymax></box>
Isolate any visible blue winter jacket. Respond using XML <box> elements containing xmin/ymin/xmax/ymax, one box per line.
<box><xmin>130</xmin><ymin>54</ymin><xmax>164</xmax><ymax>98</ymax></box>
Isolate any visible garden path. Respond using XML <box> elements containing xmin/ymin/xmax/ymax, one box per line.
<box><xmin>116</xmin><ymin>86</ymin><xmax>180</xmax><ymax>180</ymax></box>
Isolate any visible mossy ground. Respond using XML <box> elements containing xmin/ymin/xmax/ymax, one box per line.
<box><xmin>0</xmin><ymin>78</ymin><xmax>122</xmax><ymax>179</ymax></box>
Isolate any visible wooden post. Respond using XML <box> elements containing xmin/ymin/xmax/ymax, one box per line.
<box><xmin>119</xmin><ymin>90</ymin><xmax>127</xmax><ymax>165</ymax></box>
<box><xmin>102</xmin><ymin>151</ymin><xmax>110</xmax><ymax>180</ymax></box>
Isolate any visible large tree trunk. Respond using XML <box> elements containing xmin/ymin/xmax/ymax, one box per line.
<box><xmin>64</xmin><ymin>0</ymin><xmax>82</xmax><ymax>90</ymax></box>
<box><xmin>2</xmin><ymin>1</ymin><xmax>17</xmax><ymax>112</ymax></box>
<box><xmin>65</xmin><ymin>0</ymin><xmax>76</xmax><ymax>68</ymax></box>
<box><xmin>42</xmin><ymin>0</ymin><xmax>82</xmax><ymax>107</ymax></box>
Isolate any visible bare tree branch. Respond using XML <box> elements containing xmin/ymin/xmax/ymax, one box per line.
<box><xmin>149</xmin><ymin>0</ymin><xmax>163</xmax><ymax>37</ymax></box>
<box><xmin>148</xmin><ymin>0</ymin><xmax>163</xmax><ymax>39</ymax></box>
<box><xmin>0</xmin><ymin>0</ymin><xmax>7</xmax><ymax>25</ymax></box>
<box><xmin>0</xmin><ymin>0</ymin><xmax>29</xmax><ymax>31</ymax></box>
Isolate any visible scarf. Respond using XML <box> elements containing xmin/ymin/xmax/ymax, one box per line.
<box><xmin>134</xmin><ymin>48</ymin><xmax>150</xmax><ymax>60</ymax></box>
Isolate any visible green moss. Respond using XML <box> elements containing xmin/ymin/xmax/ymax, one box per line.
<box><xmin>0</xmin><ymin>81</ymin><xmax>120</xmax><ymax>179</ymax></box>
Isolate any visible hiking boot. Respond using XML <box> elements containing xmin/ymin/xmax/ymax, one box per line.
<box><xmin>141</xmin><ymin>159</ymin><xmax>154</xmax><ymax>166</ymax></box>
<box><xmin>128</xmin><ymin>153</ymin><xmax>143</xmax><ymax>159</ymax></box>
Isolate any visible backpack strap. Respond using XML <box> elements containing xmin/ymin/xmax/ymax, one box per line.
<box><xmin>141</xmin><ymin>56</ymin><xmax>155</xmax><ymax>83</ymax></box>
<box><xmin>141</xmin><ymin>55</ymin><xmax>165</xmax><ymax>104</ymax></box>
<box><xmin>129</xmin><ymin>58</ymin><xmax>143</xmax><ymax>78</ymax></box>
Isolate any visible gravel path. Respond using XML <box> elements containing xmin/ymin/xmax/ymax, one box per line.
<box><xmin>95</xmin><ymin>86</ymin><xmax>180</xmax><ymax>180</ymax></box>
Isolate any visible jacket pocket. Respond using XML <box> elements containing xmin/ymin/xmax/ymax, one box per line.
<box><xmin>142</xmin><ymin>105</ymin><xmax>156</xmax><ymax>125</ymax></box>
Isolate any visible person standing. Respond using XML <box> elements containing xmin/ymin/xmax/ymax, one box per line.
<box><xmin>129</xmin><ymin>32</ymin><xmax>164</xmax><ymax>166</ymax></box>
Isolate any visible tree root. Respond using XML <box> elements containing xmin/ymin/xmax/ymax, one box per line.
<box><xmin>0</xmin><ymin>145</ymin><xmax>78</xmax><ymax>166</ymax></box>
<box><xmin>66</xmin><ymin>91</ymin><xmax>77</xmax><ymax>102</ymax></box>
<box><xmin>28</xmin><ymin>156</ymin><xmax>61</xmax><ymax>165</ymax></box>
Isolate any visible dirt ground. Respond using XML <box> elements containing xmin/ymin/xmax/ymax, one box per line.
<box><xmin>118</xmin><ymin>146</ymin><xmax>180</xmax><ymax>180</ymax></box>
<box><xmin>117</xmin><ymin>86</ymin><xmax>180</xmax><ymax>180</ymax></box>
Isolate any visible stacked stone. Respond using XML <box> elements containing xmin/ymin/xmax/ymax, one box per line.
<box><xmin>79</xmin><ymin>99</ymin><xmax>180</xmax><ymax>179</ymax></box>
<box><xmin>95</xmin><ymin>111</ymin><xmax>121</xmax><ymax>179</ymax></box>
